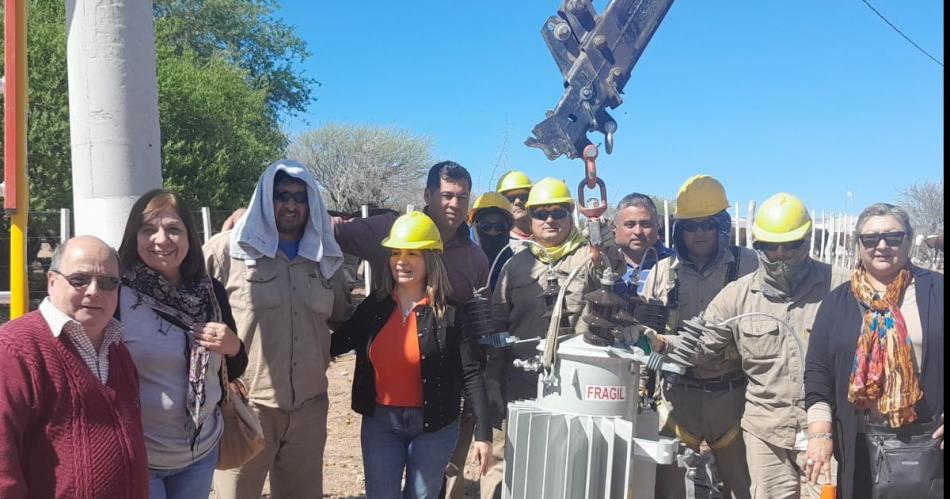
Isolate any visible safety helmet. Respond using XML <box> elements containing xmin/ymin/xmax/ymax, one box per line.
<box><xmin>468</xmin><ymin>192</ymin><xmax>515</xmax><ymax>225</ymax></box>
<box><xmin>752</xmin><ymin>193</ymin><xmax>812</xmax><ymax>243</ymax></box>
<box><xmin>496</xmin><ymin>171</ymin><xmax>533</xmax><ymax>194</ymax></box>
<box><xmin>525</xmin><ymin>177</ymin><xmax>574</xmax><ymax>208</ymax></box>
<box><xmin>674</xmin><ymin>175</ymin><xmax>729</xmax><ymax>219</ymax></box>
<box><xmin>381</xmin><ymin>211</ymin><xmax>443</xmax><ymax>252</ymax></box>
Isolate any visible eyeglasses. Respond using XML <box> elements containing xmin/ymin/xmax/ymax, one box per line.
<box><xmin>273</xmin><ymin>191</ymin><xmax>308</xmax><ymax>204</ymax></box>
<box><xmin>753</xmin><ymin>239</ymin><xmax>806</xmax><ymax>252</ymax></box>
<box><xmin>680</xmin><ymin>219</ymin><xmax>719</xmax><ymax>233</ymax></box>
<box><xmin>477</xmin><ymin>222</ymin><xmax>509</xmax><ymax>233</ymax></box>
<box><xmin>859</xmin><ymin>231</ymin><xmax>906</xmax><ymax>248</ymax></box>
<box><xmin>531</xmin><ymin>208</ymin><xmax>570</xmax><ymax>221</ymax></box>
<box><xmin>505</xmin><ymin>192</ymin><xmax>529</xmax><ymax>204</ymax></box>
<box><xmin>51</xmin><ymin>270</ymin><xmax>121</xmax><ymax>291</ymax></box>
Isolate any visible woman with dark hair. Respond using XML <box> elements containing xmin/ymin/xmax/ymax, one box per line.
<box><xmin>804</xmin><ymin>202</ymin><xmax>944</xmax><ymax>498</ymax></box>
<box><xmin>331</xmin><ymin>211</ymin><xmax>492</xmax><ymax>498</ymax></box>
<box><xmin>117</xmin><ymin>189</ymin><xmax>248</xmax><ymax>499</ymax></box>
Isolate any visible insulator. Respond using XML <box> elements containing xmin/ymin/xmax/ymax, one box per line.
<box><xmin>463</xmin><ymin>289</ymin><xmax>496</xmax><ymax>339</ymax></box>
<box><xmin>634</xmin><ymin>298</ymin><xmax>671</xmax><ymax>333</ymax></box>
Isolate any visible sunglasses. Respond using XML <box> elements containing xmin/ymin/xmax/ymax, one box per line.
<box><xmin>477</xmin><ymin>222</ymin><xmax>509</xmax><ymax>233</ymax></box>
<box><xmin>531</xmin><ymin>208</ymin><xmax>570</xmax><ymax>221</ymax></box>
<box><xmin>505</xmin><ymin>192</ymin><xmax>529</xmax><ymax>204</ymax></box>
<box><xmin>753</xmin><ymin>239</ymin><xmax>806</xmax><ymax>252</ymax></box>
<box><xmin>52</xmin><ymin>270</ymin><xmax>121</xmax><ymax>291</ymax></box>
<box><xmin>273</xmin><ymin>191</ymin><xmax>308</xmax><ymax>204</ymax></box>
<box><xmin>859</xmin><ymin>231</ymin><xmax>906</xmax><ymax>248</ymax></box>
<box><xmin>680</xmin><ymin>219</ymin><xmax>719</xmax><ymax>233</ymax></box>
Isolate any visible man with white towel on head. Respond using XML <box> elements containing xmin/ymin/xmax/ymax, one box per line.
<box><xmin>205</xmin><ymin>160</ymin><xmax>352</xmax><ymax>499</ymax></box>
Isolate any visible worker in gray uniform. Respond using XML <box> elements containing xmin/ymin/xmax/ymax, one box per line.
<box><xmin>641</xmin><ymin>175</ymin><xmax>758</xmax><ymax>499</ymax></box>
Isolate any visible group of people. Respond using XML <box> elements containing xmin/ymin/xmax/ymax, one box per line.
<box><xmin>0</xmin><ymin>157</ymin><xmax>942</xmax><ymax>499</ymax></box>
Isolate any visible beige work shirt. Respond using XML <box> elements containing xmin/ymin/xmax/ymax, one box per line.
<box><xmin>643</xmin><ymin>245</ymin><xmax>759</xmax><ymax>379</ymax></box>
<box><xmin>204</xmin><ymin>231</ymin><xmax>351</xmax><ymax>410</ymax></box>
<box><xmin>696</xmin><ymin>259</ymin><xmax>850</xmax><ymax>449</ymax></box>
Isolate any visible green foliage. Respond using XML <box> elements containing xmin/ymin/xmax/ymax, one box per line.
<box><xmin>0</xmin><ymin>0</ymin><xmax>310</xmax><ymax>215</ymax></box>
<box><xmin>154</xmin><ymin>0</ymin><xmax>314</xmax><ymax>117</ymax></box>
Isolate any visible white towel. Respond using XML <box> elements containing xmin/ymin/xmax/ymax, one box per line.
<box><xmin>229</xmin><ymin>159</ymin><xmax>343</xmax><ymax>279</ymax></box>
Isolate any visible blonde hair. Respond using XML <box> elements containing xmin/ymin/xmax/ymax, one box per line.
<box><xmin>381</xmin><ymin>250</ymin><xmax>454</xmax><ymax>319</ymax></box>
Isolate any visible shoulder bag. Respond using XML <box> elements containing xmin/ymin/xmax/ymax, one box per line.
<box><xmin>864</xmin><ymin>415</ymin><xmax>943</xmax><ymax>499</ymax></box>
<box><xmin>216</xmin><ymin>358</ymin><xmax>265</xmax><ymax>470</ymax></box>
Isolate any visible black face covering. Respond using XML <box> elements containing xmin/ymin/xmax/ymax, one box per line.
<box><xmin>478</xmin><ymin>232</ymin><xmax>510</xmax><ymax>264</ymax></box>
<box><xmin>757</xmin><ymin>241</ymin><xmax>812</xmax><ymax>297</ymax></box>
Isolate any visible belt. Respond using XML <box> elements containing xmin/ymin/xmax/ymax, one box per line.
<box><xmin>674</xmin><ymin>374</ymin><xmax>747</xmax><ymax>392</ymax></box>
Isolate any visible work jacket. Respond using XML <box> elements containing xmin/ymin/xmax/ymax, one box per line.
<box><xmin>330</xmin><ymin>290</ymin><xmax>492</xmax><ymax>442</ymax></box>
<box><xmin>695</xmin><ymin>258</ymin><xmax>850</xmax><ymax>449</ymax></box>
<box><xmin>204</xmin><ymin>231</ymin><xmax>351</xmax><ymax>410</ymax></box>
<box><xmin>644</xmin><ymin>245</ymin><xmax>758</xmax><ymax>380</ymax></box>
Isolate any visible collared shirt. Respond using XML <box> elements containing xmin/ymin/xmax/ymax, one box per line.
<box><xmin>643</xmin><ymin>245</ymin><xmax>759</xmax><ymax>379</ymax></box>
<box><xmin>39</xmin><ymin>298</ymin><xmax>123</xmax><ymax>384</ymax></box>
<box><xmin>612</xmin><ymin>241</ymin><xmax>675</xmax><ymax>298</ymax></box>
<box><xmin>696</xmin><ymin>259</ymin><xmax>851</xmax><ymax>449</ymax></box>
<box><xmin>204</xmin><ymin>231</ymin><xmax>352</xmax><ymax>410</ymax></box>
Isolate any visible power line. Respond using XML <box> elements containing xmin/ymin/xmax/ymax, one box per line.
<box><xmin>859</xmin><ymin>0</ymin><xmax>944</xmax><ymax>68</ymax></box>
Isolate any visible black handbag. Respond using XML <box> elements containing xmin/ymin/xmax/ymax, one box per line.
<box><xmin>864</xmin><ymin>417</ymin><xmax>944</xmax><ymax>499</ymax></box>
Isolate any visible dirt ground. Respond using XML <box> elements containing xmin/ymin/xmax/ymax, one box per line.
<box><xmin>212</xmin><ymin>353</ymin><xmax>482</xmax><ymax>498</ymax></box>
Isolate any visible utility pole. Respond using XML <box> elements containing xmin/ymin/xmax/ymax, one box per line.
<box><xmin>65</xmin><ymin>0</ymin><xmax>163</xmax><ymax>247</ymax></box>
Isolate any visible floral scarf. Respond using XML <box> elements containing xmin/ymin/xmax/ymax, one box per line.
<box><xmin>847</xmin><ymin>265</ymin><xmax>922</xmax><ymax>427</ymax></box>
<box><xmin>122</xmin><ymin>262</ymin><xmax>221</xmax><ymax>446</ymax></box>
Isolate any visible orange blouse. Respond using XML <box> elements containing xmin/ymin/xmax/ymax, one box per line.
<box><xmin>368</xmin><ymin>297</ymin><xmax>428</xmax><ymax>407</ymax></box>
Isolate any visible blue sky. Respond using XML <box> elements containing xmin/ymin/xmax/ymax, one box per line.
<box><xmin>276</xmin><ymin>0</ymin><xmax>943</xmax><ymax>218</ymax></box>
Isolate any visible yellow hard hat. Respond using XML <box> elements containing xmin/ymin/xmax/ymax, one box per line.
<box><xmin>674</xmin><ymin>174</ymin><xmax>729</xmax><ymax>219</ymax></box>
<box><xmin>496</xmin><ymin>170</ymin><xmax>533</xmax><ymax>194</ymax></box>
<box><xmin>752</xmin><ymin>193</ymin><xmax>812</xmax><ymax>243</ymax></box>
<box><xmin>382</xmin><ymin>211</ymin><xmax>443</xmax><ymax>252</ymax></box>
<box><xmin>525</xmin><ymin>177</ymin><xmax>574</xmax><ymax>208</ymax></box>
<box><xmin>468</xmin><ymin>192</ymin><xmax>514</xmax><ymax>225</ymax></box>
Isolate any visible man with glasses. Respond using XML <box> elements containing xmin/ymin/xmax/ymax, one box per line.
<box><xmin>495</xmin><ymin>171</ymin><xmax>533</xmax><ymax>252</ymax></box>
<box><xmin>658</xmin><ymin>192</ymin><xmax>849</xmax><ymax>499</ymax></box>
<box><xmin>612</xmin><ymin>192</ymin><xmax>675</xmax><ymax>299</ymax></box>
<box><xmin>469</xmin><ymin>192</ymin><xmax>515</xmax><ymax>291</ymax></box>
<box><xmin>205</xmin><ymin>161</ymin><xmax>351</xmax><ymax>499</ymax></box>
<box><xmin>641</xmin><ymin>175</ymin><xmax>758</xmax><ymax>499</ymax></box>
<box><xmin>0</xmin><ymin>236</ymin><xmax>149</xmax><ymax>498</ymax></box>
<box><xmin>485</xmin><ymin>177</ymin><xmax>614</xmax><ymax>498</ymax></box>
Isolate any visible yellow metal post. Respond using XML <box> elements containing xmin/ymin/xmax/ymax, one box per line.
<box><xmin>5</xmin><ymin>0</ymin><xmax>29</xmax><ymax>318</ymax></box>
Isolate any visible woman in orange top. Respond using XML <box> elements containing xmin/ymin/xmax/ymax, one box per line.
<box><xmin>331</xmin><ymin>211</ymin><xmax>492</xmax><ymax>498</ymax></box>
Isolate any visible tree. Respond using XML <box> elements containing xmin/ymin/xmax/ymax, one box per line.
<box><xmin>287</xmin><ymin>124</ymin><xmax>433</xmax><ymax>213</ymax></box>
<box><xmin>898</xmin><ymin>179</ymin><xmax>944</xmax><ymax>236</ymax></box>
<box><xmin>153</xmin><ymin>0</ymin><xmax>315</xmax><ymax>117</ymax></box>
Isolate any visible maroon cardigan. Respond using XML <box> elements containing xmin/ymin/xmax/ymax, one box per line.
<box><xmin>0</xmin><ymin>311</ymin><xmax>148</xmax><ymax>499</ymax></box>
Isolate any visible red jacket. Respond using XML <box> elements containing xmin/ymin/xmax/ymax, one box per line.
<box><xmin>0</xmin><ymin>311</ymin><xmax>148</xmax><ymax>499</ymax></box>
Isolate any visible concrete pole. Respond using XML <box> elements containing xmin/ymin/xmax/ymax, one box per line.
<box><xmin>60</xmin><ymin>208</ymin><xmax>71</xmax><ymax>243</ymax></box>
<box><xmin>65</xmin><ymin>0</ymin><xmax>163</xmax><ymax>248</ymax></box>
<box><xmin>663</xmin><ymin>199</ymin><xmax>671</xmax><ymax>248</ymax></box>
<box><xmin>809</xmin><ymin>209</ymin><xmax>816</xmax><ymax>257</ymax></box>
<box><xmin>819</xmin><ymin>211</ymin><xmax>827</xmax><ymax>262</ymax></box>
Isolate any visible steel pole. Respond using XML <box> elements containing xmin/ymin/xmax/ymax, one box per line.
<box><xmin>65</xmin><ymin>0</ymin><xmax>163</xmax><ymax>247</ymax></box>
<box><xmin>4</xmin><ymin>0</ymin><xmax>29</xmax><ymax>317</ymax></box>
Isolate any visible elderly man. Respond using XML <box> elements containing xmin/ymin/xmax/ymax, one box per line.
<box><xmin>660</xmin><ymin>193</ymin><xmax>849</xmax><ymax>499</ymax></box>
<box><xmin>612</xmin><ymin>192</ymin><xmax>675</xmax><ymax>298</ymax></box>
<box><xmin>0</xmin><ymin>236</ymin><xmax>148</xmax><ymax>498</ymax></box>
<box><xmin>642</xmin><ymin>175</ymin><xmax>759</xmax><ymax>499</ymax></box>
<box><xmin>205</xmin><ymin>160</ymin><xmax>351</xmax><ymax>499</ymax></box>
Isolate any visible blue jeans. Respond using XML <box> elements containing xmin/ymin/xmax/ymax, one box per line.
<box><xmin>148</xmin><ymin>445</ymin><xmax>219</xmax><ymax>499</ymax></box>
<box><xmin>362</xmin><ymin>405</ymin><xmax>461</xmax><ymax>499</ymax></box>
